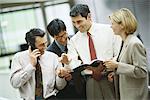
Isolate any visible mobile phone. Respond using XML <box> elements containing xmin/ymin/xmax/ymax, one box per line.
<box><xmin>29</xmin><ymin>42</ymin><xmax>36</xmax><ymax>51</ymax></box>
<box><xmin>31</xmin><ymin>45</ymin><xmax>37</xmax><ymax>51</ymax></box>
<box><xmin>29</xmin><ymin>42</ymin><xmax>40</xmax><ymax>60</ymax></box>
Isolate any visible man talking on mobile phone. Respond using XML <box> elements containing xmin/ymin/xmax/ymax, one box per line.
<box><xmin>10</xmin><ymin>28</ymin><xmax>68</xmax><ymax>100</ymax></box>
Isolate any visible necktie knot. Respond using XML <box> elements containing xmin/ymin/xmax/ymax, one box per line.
<box><xmin>87</xmin><ymin>32</ymin><xmax>91</xmax><ymax>37</ymax></box>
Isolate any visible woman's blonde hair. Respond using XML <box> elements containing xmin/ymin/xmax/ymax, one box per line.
<box><xmin>109</xmin><ymin>8</ymin><xmax>137</xmax><ymax>35</ymax></box>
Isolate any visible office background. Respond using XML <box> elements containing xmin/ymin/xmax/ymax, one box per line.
<box><xmin>0</xmin><ymin>0</ymin><xmax>149</xmax><ymax>99</ymax></box>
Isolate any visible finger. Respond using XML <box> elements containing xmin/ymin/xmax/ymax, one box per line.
<box><xmin>108</xmin><ymin>74</ymin><xmax>113</xmax><ymax>77</ymax></box>
<box><xmin>35</xmin><ymin>54</ymin><xmax>41</xmax><ymax>58</ymax></box>
<box><xmin>64</xmin><ymin>73</ymin><xmax>70</xmax><ymax>78</ymax></box>
<box><xmin>105</xmin><ymin>61</ymin><xmax>111</xmax><ymax>66</ymax></box>
<box><xmin>61</xmin><ymin>53</ymin><xmax>67</xmax><ymax>56</ymax></box>
<box><xmin>36</xmin><ymin>51</ymin><xmax>41</xmax><ymax>55</ymax></box>
<box><xmin>65</xmin><ymin>75</ymin><xmax>72</xmax><ymax>81</ymax></box>
<box><xmin>58</xmin><ymin>57</ymin><xmax>62</xmax><ymax>62</ymax></box>
<box><xmin>61</xmin><ymin>53</ymin><xmax>67</xmax><ymax>59</ymax></box>
<box><xmin>32</xmin><ymin>49</ymin><xmax>40</xmax><ymax>53</ymax></box>
<box><xmin>103</xmin><ymin>62</ymin><xmax>108</xmax><ymax>66</ymax></box>
<box><xmin>65</xmin><ymin>74</ymin><xmax>72</xmax><ymax>79</ymax></box>
<box><xmin>60</xmin><ymin>67</ymin><xmax>66</xmax><ymax>75</ymax></box>
<box><xmin>103</xmin><ymin>61</ymin><xmax>109</xmax><ymax>66</ymax></box>
<box><xmin>28</xmin><ymin>46</ymin><xmax>32</xmax><ymax>53</ymax></box>
<box><xmin>67</xmin><ymin>70</ymin><xmax>71</xmax><ymax>73</ymax></box>
<box><xmin>56</xmin><ymin>69</ymin><xmax>60</xmax><ymax>75</ymax></box>
<box><xmin>32</xmin><ymin>50</ymin><xmax>41</xmax><ymax>56</ymax></box>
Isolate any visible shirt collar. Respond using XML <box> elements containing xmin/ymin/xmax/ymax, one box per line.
<box><xmin>55</xmin><ymin>40</ymin><xmax>66</xmax><ymax>52</ymax></box>
<box><xmin>87</xmin><ymin>22</ymin><xmax>94</xmax><ymax>35</ymax></box>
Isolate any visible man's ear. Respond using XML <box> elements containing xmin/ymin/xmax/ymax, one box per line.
<box><xmin>53</xmin><ymin>35</ymin><xmax>57</xmax><ymax>40</ymax></box>
<box><xmin>87</xmin><ymin>13</ymin><xmax>92</xmax><ymax>21</ymax></box>
<box><xmin>87</xmin><ymin>13</ymin><xmax>91</xmax><ymax>20</ymax></box>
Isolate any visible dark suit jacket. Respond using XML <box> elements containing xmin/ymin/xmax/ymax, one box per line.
<box><xmin>47</xmin><ymin>41</ymin><xmax>64</xmax><ymax>57</ymax></box>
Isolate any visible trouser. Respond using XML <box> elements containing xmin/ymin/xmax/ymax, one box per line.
<box><xmin>86</xmin><ymin>77</ymin><xmax>115</xmax><ymax>100</ymax></box>
<box><xmin>56</xmin><ymin>80</ymin><xmax>86</xmax><ymax>100</ymax></box>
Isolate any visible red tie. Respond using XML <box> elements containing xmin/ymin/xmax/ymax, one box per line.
<box><xmin>87</xmin><ymin>32</ymin><xmax>97</xmax><ymax>60</ymax></box>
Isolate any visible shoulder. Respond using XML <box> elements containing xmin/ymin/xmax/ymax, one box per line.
<box><xmin>128</xmin><ymin>35</ymin><xmax>146</xmax><ymax>52</ymax></box>
<box><xmin>44</xmin><ymin>51</ymin><xmax>59</xmax><ymax>58</ymax></box>
<box><xmin>13</xmin><ymin>50</ymin><xmax>28</xmax><ymax>58</ymax></box>
<box><xmin>41</xmin><ymin>51</ymin><xmax>60</xmax><ymax>66</ymax></box>
<box><xmin>12</xmin><ymin>50</ymin><xmax>29</xmax><ymax>62</ymax></box>
<box><xmin>47</xmin><ymin>41</ymin><xmax>56</xmax><ymax>51</ymax></box>
<box><xmin>70</xmin><ymin>31</ymin><xmax>82</xmax><ymax>42</ymax></box>
<box><xmin>44</xmin><ymin>51</ymin><xmax>59</xmax><ymax>62</ymax></box>
<box><xmin>129</xmin><ymin>35</ymin><xmax>143</xmax><ymax>46</ymax></box>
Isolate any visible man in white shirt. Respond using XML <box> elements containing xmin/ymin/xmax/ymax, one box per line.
<box><xmin>10</xmin><ymin>28</ymin><xmax>67</xmax><ymax>100</ymax></box>
<box><xmin>68</xmin><ymin>4</ymin><xmax>121</xmax><ymax>100</ymax></box>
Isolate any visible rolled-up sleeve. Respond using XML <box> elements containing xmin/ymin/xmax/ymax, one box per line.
<box><xmin>55</xmin><ymin>62</ymin><xmax>67</xmax><ymax>90</ymax></box>
<box><xmin>10</xmin><ymin>53</ymin><xmax>35</xmax><ymax>88</ymax></box>
<box><xmin>55</xmin><ymin>75</ymin><xmax>67</xmax><ymax>90</ymax></box>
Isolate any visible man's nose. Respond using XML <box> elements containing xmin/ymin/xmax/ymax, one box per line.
<box><xmin>61</xmin><ymin>37</ymin><xmax>67</xmax><ymax>42</ymax></box>
<box><xmin>43</xmin><ymin>43</ymin><xmax>47</xmax><ymax>48</ymax></box>
<box><xmin>74</xmin><ymin>23</ymin><xmax>80</xmax><ymax>29</ymax></box>
<box><xmin>76</xmin><ymin>24</ymin><xmax>80</xmax><ymax>29</ymax></box>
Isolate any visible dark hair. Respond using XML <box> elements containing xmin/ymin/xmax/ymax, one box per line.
<box><xmin>25</xmin><ymin>28</ymin><xmax>45</xmax><ymax>47</ymax></box>
<box><xmin>47</xmin><ymin>18</ymin><xmax>66</xmax><ymax>37</ymax></box>
<box><xmin>70</xmin><ymin>4</ymin><xmax>90</xmax><ymax>19</ymax></box>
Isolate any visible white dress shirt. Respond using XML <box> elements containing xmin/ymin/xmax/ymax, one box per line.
<box><xmin>68</xmin><ymin>23</ymin><xmax>121</xmax><ymax>69</ymax></box>
<box><xmin>10</xmin><ymin>50</ymin><xmax>66</xmax><ymax>100</ymax></box>
<box><xmin>67</xmin><ymin>23</ymin><xmax>122</xmax><ymax>100</ymax></box>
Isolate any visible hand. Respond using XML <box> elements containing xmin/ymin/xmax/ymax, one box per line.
<box><xmin>29</xmin><ymin>46</ymin><xmax>41</xmax><ymax>67</ymax></box>
<box><xmin>107</xmin><ymin>72</ymin><xmax>114</xmax><ymax>82</ymax></box>
<box><xmin>86</xmin><ymin>64</ymin><xmax>105</xmax><ymax>81</ymax></box>
<box><xmin>64</xmin><ymin>65</ymin><xmax>72</xmax><ymax>73</ymax></box>
<box><xmin>56</xmin><ymin>67</ymin><xmax>70</xmax><ymax>78</ymax></box>
<box><xmin>103</xmin><ymin>60</ymin><xmax>118</xmax><ymax>70</ymax></box>
<box><xmin>64</xmin><ymin>73</ymin><xmax>72</xmax><ymax>81</ymax></box>
<box><xmin>59</xmin><ymin>53</ymin><xmax>70</xmax><ymax>64</ymax></box>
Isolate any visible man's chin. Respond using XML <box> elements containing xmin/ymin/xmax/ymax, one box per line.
<box><xmin>61</xmin><ymin>42</ymin><xmax>67</xmax><ymax>46</ymax></box>
<box><xmin>40</xmin><ymin>51</ymin><xmax>45</xmax><ymax>55</ymax></box>
<box><xmin>79</xmin><ymin>30</ymin><xmax>86</xmax><ymax>33</ymax></box>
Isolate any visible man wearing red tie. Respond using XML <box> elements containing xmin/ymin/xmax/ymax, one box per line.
<box><xmin>66</xmin><ymin>4</ymin><xmax>122</xmax><ymax>100</ymax></box>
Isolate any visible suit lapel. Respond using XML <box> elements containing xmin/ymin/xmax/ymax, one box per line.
<box><xmin>118</xmin><ymin>35</ymin><xmax>133</xmax><ymax>61</ymax></box>
<box><xmin>52</xmin><ymin>41</ymin><xmax>63</xmax><ymax>57</ymax></box>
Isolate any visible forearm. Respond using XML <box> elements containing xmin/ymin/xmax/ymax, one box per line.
<box><xmin>10</xmin><ymin>64</ymin><xmax>35</xmax><ymax>88</ymax></box>
<box><xmin>117</xmin><ymin>62</ymin><xmax>147</xmax><ymax>78</ymax></box>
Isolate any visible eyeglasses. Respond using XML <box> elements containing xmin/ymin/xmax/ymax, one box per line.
<box><xmin>55</xmin><ymin>31</ymin><xmax>67</xmax><ymax>40</ymax></box>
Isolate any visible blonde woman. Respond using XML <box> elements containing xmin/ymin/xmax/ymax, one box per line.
<box><xmin>104</xmin><ymin>8</ymin><xmax>149</xmax><ymax>100</ymax></box>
